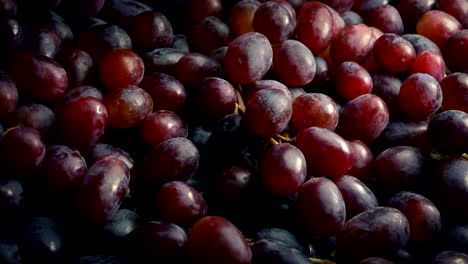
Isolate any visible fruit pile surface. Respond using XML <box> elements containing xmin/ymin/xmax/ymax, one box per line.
<box><xmin>0</xmin><ymin>0</ymin><xmax>466</xmax><ymax>263</ymax></box>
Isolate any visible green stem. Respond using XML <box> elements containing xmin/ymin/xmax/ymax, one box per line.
<box><xmin>309</xmin><ymin>258</ymin><xmax>336</xmax><ymax>264</ymax></box>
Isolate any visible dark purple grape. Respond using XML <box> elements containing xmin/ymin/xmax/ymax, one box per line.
<box><xmin>0</xmin><ymin>71</ymin><xmax>18</xmax><ymax>121</ymax></box>
<box><xmin>76</xmin><ymin>156</ymin><xmax>130</xmax><ymax>225</ymax></box>
<box><xmin>388</xmin><ymin>191</ymin><xmax>441</xmax><ymax>245</ymax></box>
<box><xmin>191</xmin><ymin>16</ymin><xmax>229</xmax><ymax>54</ymax></box>
<box><xmin>360</xmin><ymin>257</ymin><xmax>396</xmax><ymax>264</ymax></box>
<box><xmin>139</xmin><ymin>72</ymin><xmax>187</xmax><ymax>114</ymax></box>
<box><xmin>175</xmin><ymin>52</ymin><xmax>221</xmax><ymax>88</ymax></box>
<box><xmin>440</xmin><ymin>224</ymin><xmax>468</xmax><ymax>254</ymax></box>
<box><xmin>371</xmin><ymin>120</ymin><xmax>431</xmax><ymax>154</ymax></box>
<box><xmin>261</xmin><ymin>143</ymin><xmax>307</xmax><ymax>197</ymax></box>
<box><xmin>431</xmin><ymin>157</ymin><xmax>468</xmax><ymax>222</ymax></box>
<box><xmin>42</xmin><ymin>145</ymin><xmax>87</xmax><ymax>194</ymax></box>
<box><xmin>337</xmin><ymin>207</ymin><xmax>410</xmax><ymax>262</ymax></box>
<box><xmin>55</xmin><ymin>49</ymin><xmax>96</xmax><ymax>88</ymax></box>
<box><xmin>193</xmin><ymin>77</ymin><xmax>237</xmax><ymax>120</ymax></box>
<box><xmin>0</xmin><ymin>178</ymin><xmax>24</xmax><ymax>217</ymax></box>
<box><xmin>17</xmin><ymin>216</ymin><xmax>64</xmax><ymax>264</ymax></box>
<box><xmin>431</xmin><ymin>251</ymin><xmax>468</xmax><ymax>264</ymax></box>
<box><xmin>252</xmin><ymin>1</ymin><xmax>295</xmax><ymax>44</ymax></box>
<box><xmin>375</xmin><ymin>146</ymin><xmax>427</xmax><ymax>191</ymax></box>
<box><xmin>127</xmin><ymin>221</ymin><xmax>187</xmax><ymax>263</ymax></box>
<box><xmin>347</xmin><ymin>140</ymin><xmax>374</xmax><ymax>184</ymax></box>
<box><xmin>129</xmin><ymin>11</ymin><xmax>174</xmax><ymax>52</ymax></box>
<box><xmin>342</xmin><ymin>10</ymin><xmax>364</xmax><ymax>25</ymax></box>
<box><xmin>0</xmin><ymin>236</ymin><xmax>20</xmax><ymax>264</ymax></box>
<box><xmin>251</xmin><ymin>239</ymin><xmax>310</xmax><ymax>264</ymax></box>
<box><xmin>61</xmin><ymin>86</ymin><xmax>103</xmax><ymax>107</ymax></box>
<box><xmin>143</xmin><ymin>48</ymin><xmax>187</xmax><ymax>76</ymax></box>
<box><xmin>99</xmin><ymin>0</ymin><xmax>151</xmax><ymax>29</ymax></box>
<box><xmin>4</xmin><ymin>103</ymin><xmax>55</xmax><ymax>139</ymax></box>
<box><xmin>85</xmin><ymin>143</ymin><xmax>134</xmax><ymax>170</ymax></box>
<box><xmin>428</xmin><ymin>110</ymin><xmax>468</xmax><ymax>155</ymax></box>
<box><xmin>211</xmin><ymin>165</ymin><xmax>256</xmax><ymax>203</ymax></box>
<box><xmin>185</xmin><ymin>216</ymin><xmax>252</xmax><ymax>264</ymax></box>
<box><xmin>402</xmin><ymin>34</ymin><xmax>440</xmax><ymax>55</ymax></box>
<box><xmin>334</xmin><ymin>175</ymin><xmax>378</xmax><ymax>220</ymax></box>
<box><xmin>297</xmin><ymin>177</ymin><xmax>346</xmax><ymax>237</ymax></box>
<box><xmin>8</xmin><ymin>52</ymin><xmax>68</xmax><ymax>102</ymax></box>
<box><xmin>0</xmin><ymin>127</ymin><xmax>46</xmax><ymax>178</ymax></box>
<box><xmin>77</xmin><ymin>24</ymin><xmax>132</xmax><ymax>62</ymax></box>
<box><xmin>440</xmin><ymin>73</ymin><xmax>468</xmax><ymax>113</ymax></box>
<box><xmin>140</xmin><ymin>137</ymin><xmax>199</xmax><ymax>187</ymax></box>
<box><xmin>371</xmin><ymin>73</ymin><xmax>402</xmax><ymax>118</ymax></box>
<box><xmin>224</xmin><ymin>32</ymin><xmax>273</xmax><ymax>84</ymax></box>
<box><xmin>254</xmin><ymin>228</ymin><xmax>304</xmax><ymax>252</ymax></box>
<box><xmin>102</xmin><ymin>209</ymin><xmax>141</xmax><ymax>245</ymax></box>
<box><xmin>273</xmin><ymin>40</ymin><xmax>316</xmax><ymax>88</ymax></box>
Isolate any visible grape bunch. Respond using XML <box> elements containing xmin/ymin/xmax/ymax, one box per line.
<box><xmin>0</xmin><ymin>0</ymin><xmax>467</xmax><ymax>263</ymax></box>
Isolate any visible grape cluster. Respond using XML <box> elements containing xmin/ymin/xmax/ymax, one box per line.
<box><xmin>0</xmin><ymin>0</ymin><xmax>467</xmax><ymax>263</ymax></box>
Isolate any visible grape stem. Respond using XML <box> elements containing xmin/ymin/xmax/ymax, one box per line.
<box><xmin>235</xmin><ymin>87</ymin><xmax>246</xmax><ymax>114</ymax></box>
<box><xmin>275</xmin><ymin>133</ymin><xmax>293</xmax><ymax>143</ymax></box>
<box><xmin>309</xmin><ymin>258</ymin><xmax>336</xmax><ymax>264</ymax></box>
<box><xmin>269</xmin><ymin>137</ymin><xmax>280</xmax><ymax>145</ymax></box>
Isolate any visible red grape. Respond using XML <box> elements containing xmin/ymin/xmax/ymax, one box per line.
<box><xmin>330</xmin><ymin>23</ymin><xmax>374</xmax><ymax>64</ymax></box>
<box><xmin>55</xmin><ymin>97</ymin><xmax>108</xmax><ymax>150</ymax></box>
<box><xmin>416</xmin><ymin>10</ymin><xmax>462</xmax><ymax>49</ymax></box>
<box><xmin>399</xmin><ymin>73</ymin><xmax>442</xmax><ymax>121</ymax></box>
<box><xmin>141</xmin><ymin>110</ymin><xmax>187</xmax><ymax>148</ymax></box>
<box><xmin>155</xmin><ymin>181</ymin><xmax>207</xmax><ymax>227</ymax></box>
<box><xmin>104</xmin><ymin>85</ymin><xmax>153</xmax><ymax>129</ymax></box>
<box><xmin>129</xmin><ymin>11</ymin><xmax>174</xmax><ymax>51</ymax></box>
<box><xmin>244</xmin><ymin>88</ymin><xmax>292</xmax><ymax>138</ymax></box>
<box><xmin>252</xmin><ymin>1</ymin><xmax>295</xmax><ymax>43</ymax></box>
<box><xmin>193</xmin><ymin>77</ymin><xmax>237</xmax><ymax>120</ymax></box>
<box><xmin>76</xmin><ymin>156</ymin><xmax>130</xmax><ymax>225</ymax></box>
<box><xmin>139</xmin><ymin>72</ymin><xmax>187</xmax><ymax>114</ymax></box>
<box><xmin>296</xmin><ymin>126</ymin><xmax>353</xmax><ymax>178</ymax></box>
<box><xmin>296</xmin><ymin>2</ymin><xmax>334</xmax><ymax>55</ymax></box>
<box><xmin>140</xmin><ymin>137</ymin><xmax>200</xmax><ymax>187</ymax></box>
<box><xmin>99</xmin><ymin>49</ymin><xmax>145</xmax><ymax>90</ymax></box>
<box><xmin>0</xmin><ymin>127</ymin><xmax>46</xmax><ymax>178</ymax></box>
<box><xmin>364</xmin><ymin>5</ymin><xmax>404</xmax><ymax>35</ymax></box>
<box><xmin>373</xmin><ymin>33</ymin><xmax>416</xmax><ymax>74</ymax></box>
<box><xmin>333</xmin><ymin>61</ymin><xmax>373</xmax><ymax>101</ymax></box>
<box><xmin>440</xmin><ymin>73</ymin><xmax>468</xmax><ymax>113</ymax></box>
<box><xmin>410</xmin><ymin>50</ymin><xmax>446</xmax><ymax>82</ymax></box>
<box><xmin>444</xmin><ymin>29</ymin><xmax>468</xmax><ymax>74</ymax></box>
<box><xmin>272</xmin><ymin>39</ymin><xmax>316</xmax><ymax>88</ymax></box>
<box><xmin>175</xmin><ymin>52</ymin><xmax>221</xmax><ymax>88</ymax></box>
<box><xmin>335</xmin><ymin>94</ymin><xmax>389</xmax><ymax>144</ymax></box>
<box><xmin>291</xmin><ymin>93</ymin><xmax>339</xmax><ymax>131</ymax></box>
<box><xmin>261</xmin><ymin>143</ymin><xmax>307</xmax><ymax>197</ymax></box>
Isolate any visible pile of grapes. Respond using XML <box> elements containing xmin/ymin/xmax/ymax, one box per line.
<box><xmin>0</xmin><ymin>0</ymin><xmax>467</xmax><ymax>263</ymax></box>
